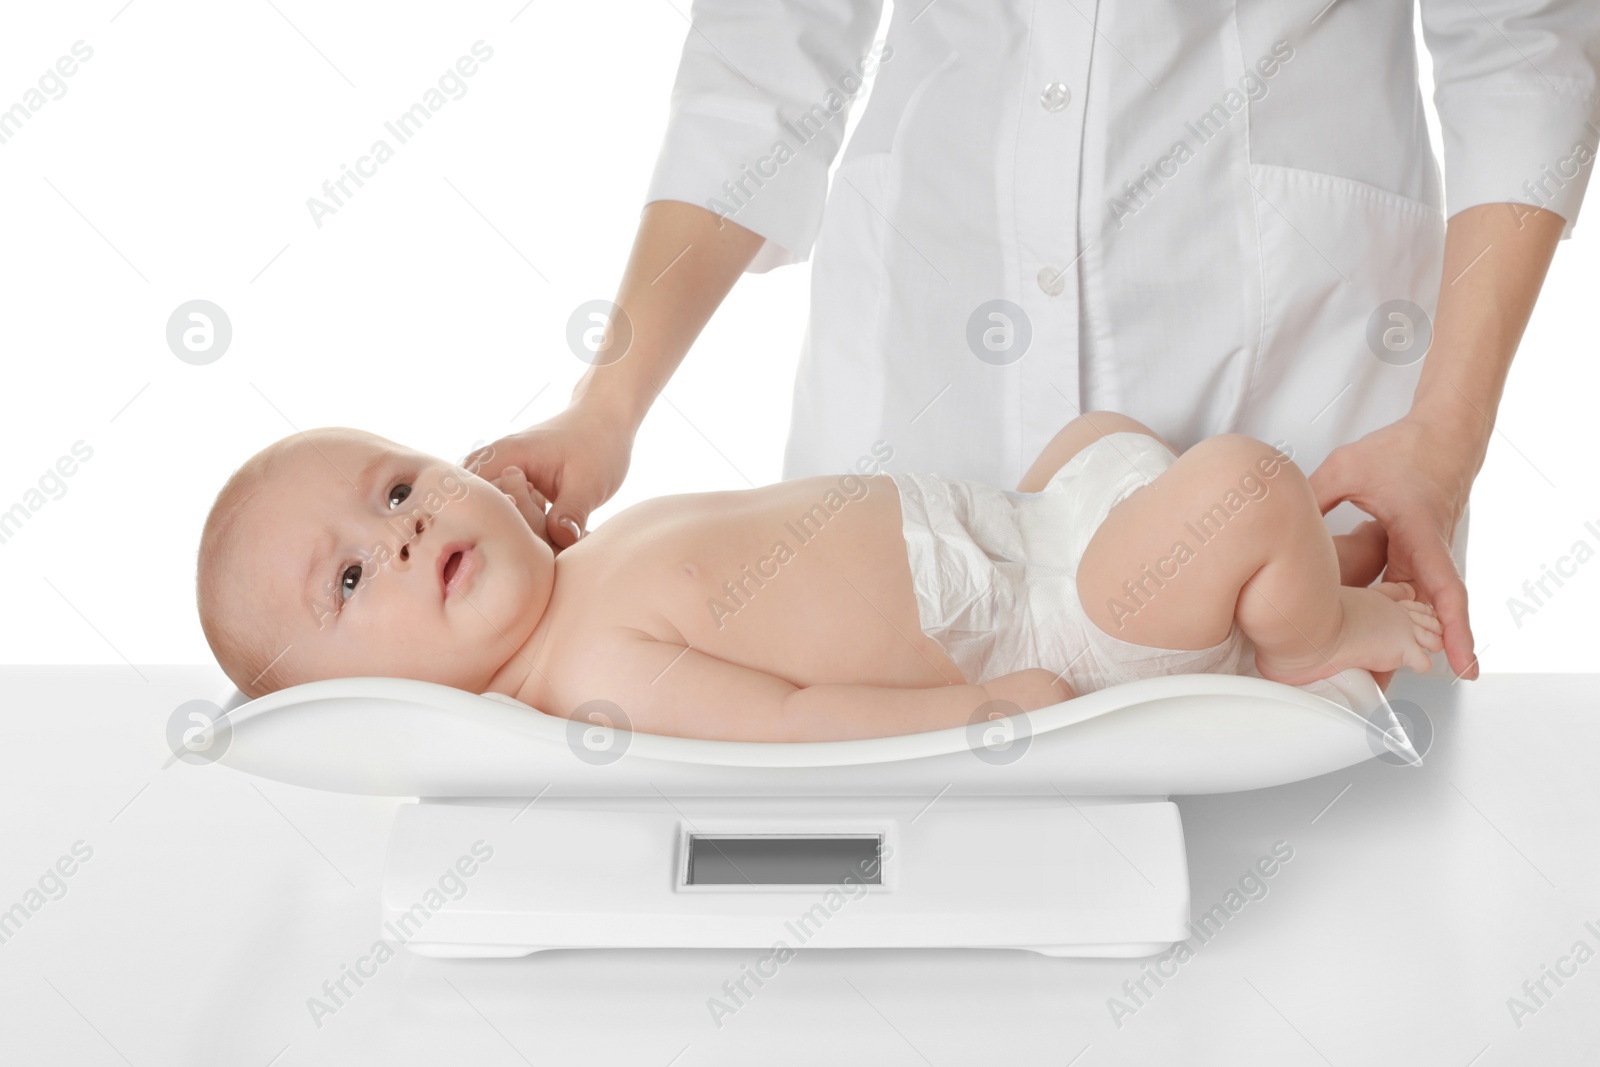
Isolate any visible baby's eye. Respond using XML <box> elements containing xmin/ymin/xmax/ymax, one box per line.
<box><xmin>336</xmin><ymin>480</ymin><xmax>412</xmax><ymax>606</ymax></box>
<box><xmin>338</xmin><ymin>563</ymin><xmax>362</xmax><ymax>602</ymax></box>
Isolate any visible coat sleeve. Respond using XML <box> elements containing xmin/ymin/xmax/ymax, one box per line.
<box><xmin>642</xmin><ymin>0</ymin><xmax>890</xmax><ymax>272</ymax></box>
<box><xmin>1419</xmin><ymin>0</ymin><xmax>1600</xmax><ymax>240</ymax></box>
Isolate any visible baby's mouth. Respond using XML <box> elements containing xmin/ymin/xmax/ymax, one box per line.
<box><xmin>437</xmin><ymin>541</ymin><xmax>477</xmax><ymax>598</ymax></box>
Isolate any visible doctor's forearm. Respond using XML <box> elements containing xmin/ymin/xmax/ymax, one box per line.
<box><xmin>1407</xmin><ymin>202</ymin><xmax>1566</xmax><ymax>466</ymax></box>
<box><xmin>571</xmin><ymin>200</ymin><xmax>765</xmax><ymax>430</ymax></box>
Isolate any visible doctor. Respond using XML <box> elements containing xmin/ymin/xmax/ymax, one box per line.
<box><xmin>473</xmin><ymin>0</ymin><xmax>1597</xmax><ymax>689</ymax></box>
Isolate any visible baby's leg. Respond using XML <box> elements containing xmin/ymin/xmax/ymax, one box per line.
<box><xmin>1017</xmin><ymin>411</ymin><xmax>1177</xmax><ymax>493</ymax></box>
<box><xmin>1075</xmin><ymin>434</ymin><xmax>1443</xmax><ymax>685</ymax></box>
<box><xmin>1023</xmin><ymin>412</ymin><xmax>1387</xmax><ymax>587</ymax></box>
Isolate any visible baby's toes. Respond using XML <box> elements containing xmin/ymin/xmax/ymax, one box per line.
<box><xmin>1404</xmin><ymin>638</ymin><xmax>1434</xmax><ymax>672</ymax></box>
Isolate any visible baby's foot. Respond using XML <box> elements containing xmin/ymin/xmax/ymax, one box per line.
<box><xmin>1255</xmin><ymin>582</ymin><xmax>1443</xmax><ymax>687</ymax></box>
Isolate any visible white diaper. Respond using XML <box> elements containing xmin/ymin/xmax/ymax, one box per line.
<box><xmin>890</xmin><ymin>431</ymin><xmax>1246</xmax><ymax>695</ymax></box>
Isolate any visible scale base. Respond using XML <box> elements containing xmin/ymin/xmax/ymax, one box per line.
<box><xmin>380</xmin><ymin>795</ymin><xmax>1192</xmax><ymax>959</ymax></box>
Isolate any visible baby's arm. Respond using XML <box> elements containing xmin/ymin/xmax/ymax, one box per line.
<box><xmin>785</xmin><ymin>667</ymin><xmax>1068</xmax><ymax>741</ymax></box>
<box><xmin>577</xmin><ymin>637</ymin><xmax>1066</xmax><ymax>743</ymax></box>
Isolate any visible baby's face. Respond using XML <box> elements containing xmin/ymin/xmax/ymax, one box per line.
<box><xmin>234</xmin><ymin>429</ymin><xmax>554</xmax><ymax>693</ymax></box>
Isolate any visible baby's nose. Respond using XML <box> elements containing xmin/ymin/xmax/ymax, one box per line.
<box><xmin>398</xmin><ymin>516</ymin><xmax>426</xmax><ymax>562</ymax></box>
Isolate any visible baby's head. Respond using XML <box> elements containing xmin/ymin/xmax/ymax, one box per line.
<box><xmin>196</xmin><ymin>427</ymin><xmax>555</xmax><ymax>700</ymax></box>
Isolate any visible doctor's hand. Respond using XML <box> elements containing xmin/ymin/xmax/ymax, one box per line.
<box><xmin>465</xmin><ymin>401</ymin><xmax>636</xmax><ymax>552</ymax></box>
<box><xmin>1308</xmin><ymin>415</ymin><xmax>1482</xmax><ymax>687</ymax></box>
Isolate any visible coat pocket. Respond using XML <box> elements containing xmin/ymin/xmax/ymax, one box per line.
<box><xmin>1241</xmin><ymin>162</ymin><xmax>1446</xmax><ymax>444</ymax></box>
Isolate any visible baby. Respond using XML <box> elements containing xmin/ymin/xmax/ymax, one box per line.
<box><xmin>195</xmin><ymin>412</ymin><xmax>1441</xmax><ymax>743</ymax></box>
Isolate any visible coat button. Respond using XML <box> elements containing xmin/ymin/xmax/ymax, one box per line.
<box><xmin>1041</xmin><ymin>82</ymin><xmax>1071</xmax><ymax>112</ymax></box>
<box><xmin>1037</xmin><ymin>266</ymin><xmax>1066</xmax><ymax>296</ymax></box>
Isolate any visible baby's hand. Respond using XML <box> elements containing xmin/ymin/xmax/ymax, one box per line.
<box><xmin>981</xmin><ymin>668</ymin><xmax>1074</xmax><ymax>712</ymax></box>
<box><xmin>492</xmin><ymin>465</ymin><xmax>554</xmax><ymax>550</ymax></box>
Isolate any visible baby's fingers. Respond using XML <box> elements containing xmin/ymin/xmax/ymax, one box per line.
<box><xmin>495</xmin><ymin>466</ymin><xmax>551</xmax><ymax>545</ymax></box>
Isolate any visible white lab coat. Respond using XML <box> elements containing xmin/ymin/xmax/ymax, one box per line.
<box><xmin>644</xmin><ymin>0</ymin><xmax>1599</xmax><ymax>564</ymax></box>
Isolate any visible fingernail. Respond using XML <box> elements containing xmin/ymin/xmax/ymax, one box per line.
<box><xmin>559</xmin><ymin>516</ymin><xmax>582</xmax><ymax>540</ymax></box>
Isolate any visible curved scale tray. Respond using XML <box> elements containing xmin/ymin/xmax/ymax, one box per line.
<box><xmin>213</xmin><ymin>659</ymin><xmax>1417</xmax><ymax>797</ymax></box>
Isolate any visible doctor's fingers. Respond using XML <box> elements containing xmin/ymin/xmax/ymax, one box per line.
<box><xmin>1384</xmin><ymin>517</ymin><xmax>1478</xmax><ymax>681</ymax></box>
<box><xmin>482</xmin><ymin>412</ymin><xmax>636</xmax><ymax>549</ymax></box>
<box><xmin>468</xmin><ymin>430</ymin><xmax>556</xmax><ymax>489</ymax></box>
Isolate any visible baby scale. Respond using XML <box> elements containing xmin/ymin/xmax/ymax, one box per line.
<box><xmin>214</xmin><ymin>650</ymin><xmax>1416</xmax><ymax>959</ymax></box>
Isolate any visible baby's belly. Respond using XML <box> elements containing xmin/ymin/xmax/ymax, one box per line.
<box><xmin>619</xmin><ymin>475</ymin><xmax>966</xmax><ymax>689</ymax></box>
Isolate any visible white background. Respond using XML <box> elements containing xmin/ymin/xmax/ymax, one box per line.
<box><xmin>0</xmin><ymin>0</ymin><xmax>1594</xmax><ymax>671</ymax></box>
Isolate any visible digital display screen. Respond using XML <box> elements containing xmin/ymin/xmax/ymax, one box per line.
<box><xmin>684</xmin><ymin>834</ymin><xmax>883</xmax><ymax>886</ymax></box>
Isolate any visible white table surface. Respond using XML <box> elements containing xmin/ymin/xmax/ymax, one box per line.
<box><xmin>1</xmin><ymin>666</ymin><xmax>1596</xmax><ymax>1066</ymax></box>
